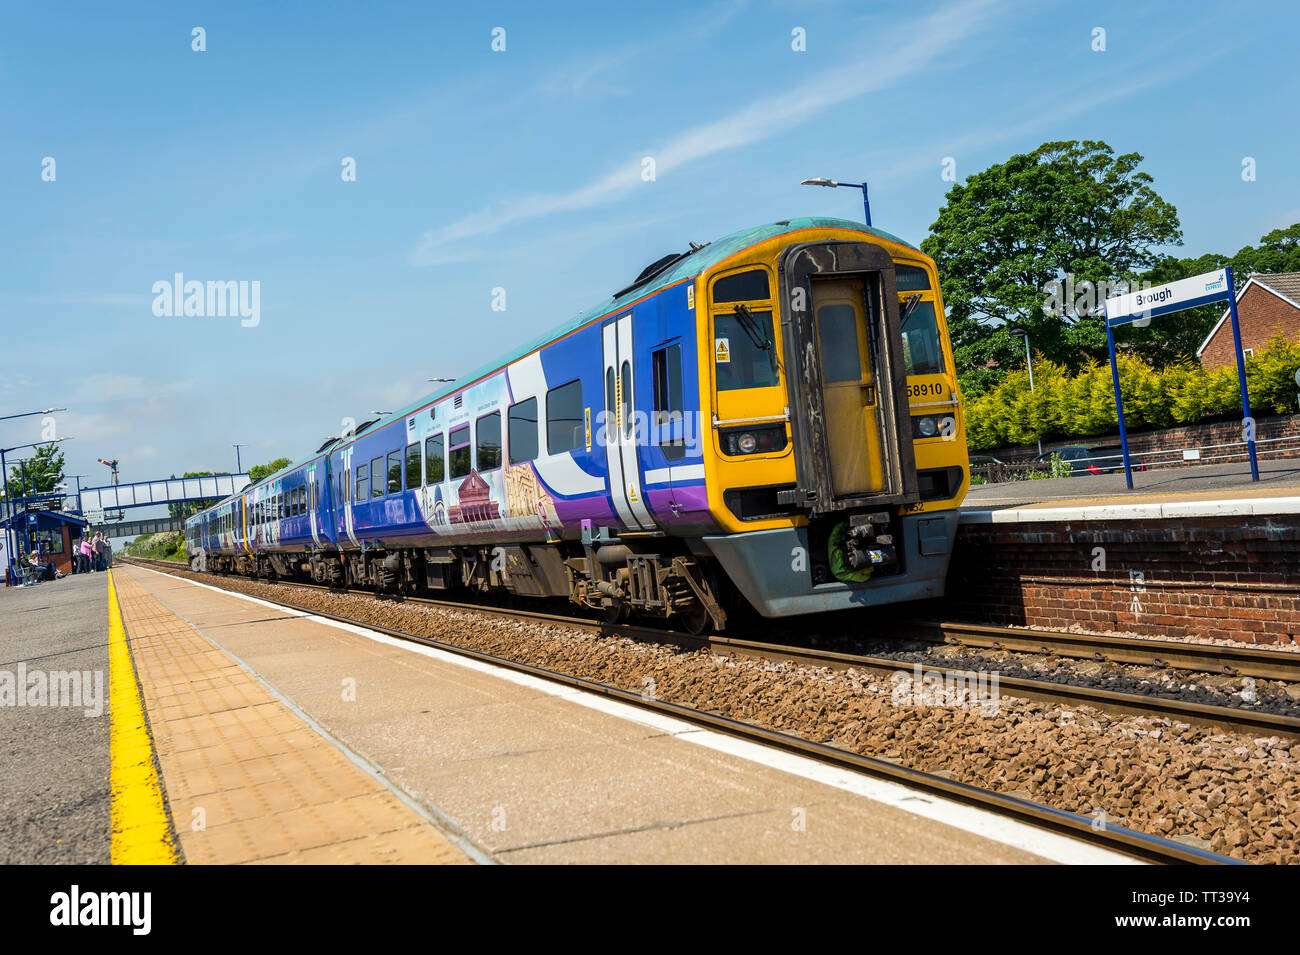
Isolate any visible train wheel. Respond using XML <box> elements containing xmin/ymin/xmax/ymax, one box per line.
<box><xmin>680</xmin><ymin>601</ymin><xmax>711</xmax><ymax>636</ymax></box>
<box><xmin>602</xmin><ymin>602</ymin><xmax>630</xmax><ymax>625</ymax></box>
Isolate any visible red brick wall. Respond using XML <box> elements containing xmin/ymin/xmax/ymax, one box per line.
<box><xmin>943</xmin><ymin>517</ymin><xmax>1300</xmax><ymax>645</ymax></box>
<box><xmin>1200</xmin><ymin>283</ymin><xmax>1300</xmax><ymax>370</ymax></box>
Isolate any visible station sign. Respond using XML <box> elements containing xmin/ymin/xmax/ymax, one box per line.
<box><xmin>1104</xmin><ymin>269</ymin><xmax>1229</xmax><ymax>327</ymax></box>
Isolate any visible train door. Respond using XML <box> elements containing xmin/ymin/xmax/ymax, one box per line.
<box><xmin>601</xmin><ymin>313</ymin><xmax>655</xmax><ymax>530</ymax></box>
<box><xmin>338</xmin><ymin>447</ymin><xmax>358</xmax><ymax>546</ymax></box>
<box><xmin>307</xmin><ymin>462</ymin><xmax>322</xmax><ymax>547</ymax></box>
<box><xmin>811</xmin><ymin>277</ymin><xmax>886</xmax><ymax>497</ymax></box>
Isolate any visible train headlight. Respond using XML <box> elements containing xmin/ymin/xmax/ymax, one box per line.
<box><xmin>720</xmin><ymin>424</ymin><xmax>788</xmax><ymax>456</ymax></box>
<box><xmin>913</xmin><ymin>415</ymin><xmax>939</xmax><ymax>438</ymax></box>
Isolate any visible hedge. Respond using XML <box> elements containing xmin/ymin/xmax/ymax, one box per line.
<box><xmin>963</xmin><ymin>335</ymin><xmax>1300</xmax><ymax>452</ymax></box>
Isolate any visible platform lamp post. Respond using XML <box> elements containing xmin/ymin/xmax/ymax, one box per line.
<box><xmin>800</xmin><ymin>177</ymin><xmax>872</xmax><ymax>227</ymax></box>
<box><xmin>1007</xmin><ymin>328</ymin><xmax>1042</xmax><ymax>456</ymax></box>
<box><xmin>233</xmin><ymin>444</ymin><xmax>246</xmax><ymax>474</ymax></box>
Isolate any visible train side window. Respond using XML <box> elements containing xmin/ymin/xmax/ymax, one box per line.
<box><xmin>900</xmin><ymin>300</ymin><xmax>945</xmax><ymax>376</ymax></box>
<box><xmin>425</xmin><ymin>434</ymin><xmax>445</xmax><ymax>483</ymax></box>
<box><xmin>405</xmin><ymin>443</ymin><xmax>422</xmax><ymax>489</ymax></box>
<box><xmin>449</xmin><ymin>426</ymin><xmax>471</xmax><ymax>479</ymax></box>
<box><xmin>387</xmin><ymin>451</ymin><xmax>402</xmax><ymax>494</ymax></box>
<box><xmin>370</xmin><ymin>456</ymin><xmax>384</xmax><ymax>498</ymax></box>
<box><xmin>508</xmin><ymin>398</ymin><xmax>538</xmax><ymax>464</ymax></box>
<box><xmin>619</xmin><ymin>361</ymin><xmax>633</xmax><ymax>437</ymax></box>
<box><xmin>652</xmin><ymin>343</ymin><xmax>686</xmax><ymax>461</ymax></box>
<box><xmin>546</xmin><ymin>379</ymin><xmax>583</xmax><ymax>454</ymax></box>
<box><xmin>476</xmin><ymin>412</ymin><xmax>502</xmax><ymax>471</ymax></box>
<box><xmin>356</xmin><ymin>464</ymin><xmax>368</xmax><ymax>503</ymax></box>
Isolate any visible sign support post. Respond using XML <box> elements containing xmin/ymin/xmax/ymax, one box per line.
<box><xmin>1223</xmin><ymin>266</ymin><xmax>1259</xmax><ymax>482</ymax></box>
<box><xmin>1104</xmin><ymin>320</ymin><xmax>1135</xmax><ymax>489</ymax></box>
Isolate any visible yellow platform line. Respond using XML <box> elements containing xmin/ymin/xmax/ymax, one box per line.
<box><xmin>108</xmin><ymin>569</ymin><xmax>178</xmax><ymax>865</ymax></box>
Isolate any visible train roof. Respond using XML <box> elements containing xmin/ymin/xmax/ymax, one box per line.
<box><xmin>238</xmin><ymin>217</ymin><xmax>917</xmax><ymax>495</ymax></box>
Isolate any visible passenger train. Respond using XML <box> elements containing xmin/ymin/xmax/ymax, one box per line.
<box><xmin>185</xmin><ymin>217</ymin><xmax>969</xmax><ymax>632</ymax></box>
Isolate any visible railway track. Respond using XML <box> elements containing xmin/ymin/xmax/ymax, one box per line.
<box><xmin>123</xmin><ymin>558</ymin><xmax>1300</xmax><ymax>740</ymax></box>
<box><xmin>122</xmin><ymin>557</ymin><xmax>1262</xmax><ymax>863</ymax></box>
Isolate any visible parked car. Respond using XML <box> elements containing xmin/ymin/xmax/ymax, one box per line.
<box><xmin>1034</xmin><ymin>445</ymin><xmax>1146</xmax><ymax>475</ymax></box>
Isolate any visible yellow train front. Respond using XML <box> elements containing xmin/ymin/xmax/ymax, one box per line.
<box><xmin>689</xmin><ymin>218</ymin><xmax>969</xmax><ymax>618</ymax></box>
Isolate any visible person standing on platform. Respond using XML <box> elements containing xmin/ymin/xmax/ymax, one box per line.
<box><xmin>81</xmin><ymin>535</ymin><xmax>94</xmax><ymax>573</ymax></box>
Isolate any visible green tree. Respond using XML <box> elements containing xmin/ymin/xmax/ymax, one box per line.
<box><xmin>922</xmin><ymin>140</ymin><xmax>1182</xmax><ymax>395</ymax></box>
<box><xmin>4</xmin><ymin>443</ymin><xmax>65</xmax><ymax>498</ymax></box>
<box><xmin>247</xmin><ymin>457</ymin><xmax>292</xmax><ymax>484</ymax></box>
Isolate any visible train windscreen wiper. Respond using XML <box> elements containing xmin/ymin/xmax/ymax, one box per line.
<box><xmin>900</xmin><ymin>293</ymin><xmax>922</xmax><ymax>329</ymax></box>
<box><xmin>732</xmin><ymin>304</ymin><xmax>773</xmax><ymax>351</ymax></box>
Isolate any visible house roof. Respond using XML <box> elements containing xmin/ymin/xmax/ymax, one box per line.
<box><xmin>1195</xmin><ymin>272</ymin><xmax>1300</xmax><ymax>357</ymax></box>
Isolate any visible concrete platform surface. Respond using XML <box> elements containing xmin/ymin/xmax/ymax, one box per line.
<box><xmin>105</xmin><ymin>563</ymin><xmax>1137</xmax><ymax>865</ymax></box>
<box><xmin>0</xmin><ymin>573</ymin><xmax>110</xmax><ymax>863</ymax></box>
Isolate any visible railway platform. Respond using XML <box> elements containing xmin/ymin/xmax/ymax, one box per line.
<box><xmin>2</xmin><ymin>563</ymin><xmax>1142</xmax><ymax>865</ymax></box>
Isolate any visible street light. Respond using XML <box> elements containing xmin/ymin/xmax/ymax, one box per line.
<box><xmin>233</xmin><ymin>443</ymin><xmax>246</xmax><ymax>473</ymax></box>
<box><xmin>800</xmin><ymin>177</ymin><xmax>872</xmax><ymax>226</ymax></box>
<box><xmin>0</xmin><ymin>406</ymin><xmax>67</xmax><ymax>422</ymax></box>
<box><xmin>1008</xmin><ymin>328</ymin><xmax>1042</xmax><ymax>456</ymax></box>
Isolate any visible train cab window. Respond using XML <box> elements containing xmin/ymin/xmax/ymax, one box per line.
<box><xmin>387</xmin><ymin>451</ymin><xmax>402</xmax><ymax>494</ymax></box>
<box><xmin>405</xmin><ymin>443</ymin><xmax>422</xmax><ymax>488</ymax></box>
<box><xmin>449</xmin><ymin>427</ymin><xmax>471</xmax><ymax>479</ymax></box>
<box><xmin>425</xmin><ymin>435</ymin><xmax>445</xmax><ymax>483</ymax></box>
<box><xmin>652</xmin><ymin>343</ymin><xmax>686</xmax><ymax>461</ymax></box>
<box><xmin>900</xmin><ymin>300</ymin><xmax>945</xmax><ymax>376</ymax></box>
<box><xmin>508</xmin><ymin>399</ymin><xmax>538</xmax><ymax>464</ymax></box>
<box><xmin>476</xmin><ymin>412</ymin><xmax>502</xmax><ymax>471</ymax></box>
<box><xmin>713</xmin><ymin>308</ymin><xmax>778</xmax><ymax>391</ymax></box>
<box><xmin>370</xmin><ymin>456</ymin><xmax>384</xmax><ymax>498</ymax></box>
<box><xmin>711</xmin><ymin>269</ymin><xmax>770</xmax><ymax>303</ymax></box>
<box><xmin>355</xmin><ymin>464</ymin><xmax>368</xmax><ymax>503</ymax></box>
<box><xmin>546</xmin><ymin>380</ymin><xmax>583</xmax><ymax>454</ymax></box>
<box><xmin>895</xmin><ymin>264</ymin><xmax>932</xmax><ymax>291</ymax></box>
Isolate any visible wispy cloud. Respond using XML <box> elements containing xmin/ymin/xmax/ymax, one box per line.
<box><xmin>413</xmin><ymin>0</ymin><xmax>1004</xmax><ymax>265</ymax></box>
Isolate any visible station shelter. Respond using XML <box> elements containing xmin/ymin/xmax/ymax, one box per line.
<box><xmin>1</xmin><ymin>508</ymin><xmax>89</xmax><ymax>584</ymax></box>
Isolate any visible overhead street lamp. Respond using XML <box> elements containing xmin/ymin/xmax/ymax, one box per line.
<box><xmin>0</xmin><ymin>406</ymin><xmax>67</xmax><ymax>423</ymax></box>
<box><xmin>1007</xmin><ymin>328</ymin><xmax>1042</xmax><ymax>456</ymax></box>
<box><xmin>800</xmin><ymin>177</ymin><xmax>872</xmax><ymax>226</ymax></box>
<box><xmin>233</xmin><ymin>444</ymin><xmax>246</xmax><ymax>474</ymax></box>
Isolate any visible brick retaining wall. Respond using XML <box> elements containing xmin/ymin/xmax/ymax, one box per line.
<box><xmin>942</xmin><ymin>515</ymin><xmax>1300</xmax><ymax>645</ymax></box>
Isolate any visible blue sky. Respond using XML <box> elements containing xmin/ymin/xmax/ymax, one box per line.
<box><xmin>3</xmin><ymin>0</ymin><xmax>1298</xmax><ymax>527</ymax></box>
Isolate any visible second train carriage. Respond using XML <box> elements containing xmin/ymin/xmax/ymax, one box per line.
<box><xmin>187</xmin><ymin>217</ymin><xmax>970</xmax><ymax>631</ymax></box>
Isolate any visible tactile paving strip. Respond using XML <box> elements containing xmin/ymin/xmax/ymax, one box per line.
<box><xmin>112</xmin><ymin>571</ymin><xmax>468</xmax><ymax>864</ymax></box>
